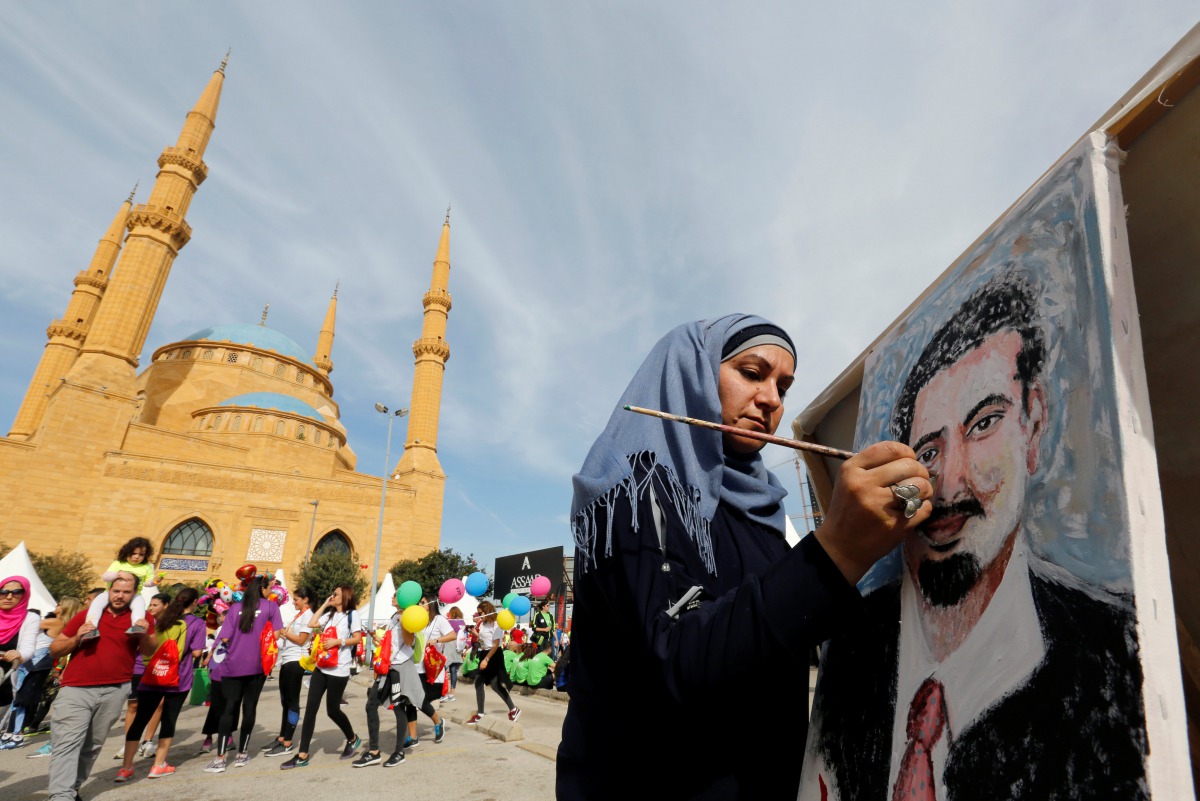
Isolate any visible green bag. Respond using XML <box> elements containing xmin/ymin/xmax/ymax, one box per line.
<box><xmin>462</xmin><ymin>650</ymin><xmax>479</xmax><ymax>677</ymax></box>
<box><xmin>189</xmin><ymin>666</ymin><xmax>210</xmax><ymax>705</ymax></box>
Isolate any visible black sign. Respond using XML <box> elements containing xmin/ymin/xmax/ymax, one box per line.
<box><xmin>493</xmin><ymin>546</ymin><xmax>563</xmax><ymax>601</ymax></box>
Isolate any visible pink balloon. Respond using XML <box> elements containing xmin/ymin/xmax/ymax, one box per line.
<box><xmin>530</xmin><ymin>575</ymin><xmax>551</xmax><ymax>597</ymax></box>
<box><xmin>439</xmin><ymin>578</ymin><xmax>466</xmax><ymax>604</ymax></box>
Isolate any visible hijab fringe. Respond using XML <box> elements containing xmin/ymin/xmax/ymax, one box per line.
<box><xmin>571</xmin><ymin>451</ymin><xmax>716</xmax><ymax>576</ymax></box>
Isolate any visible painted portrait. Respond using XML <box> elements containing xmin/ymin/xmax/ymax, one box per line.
<box><xmin>799</xmin><ymin>139</ymin><xmax>1150</xmax><ymax>801</ymax></box>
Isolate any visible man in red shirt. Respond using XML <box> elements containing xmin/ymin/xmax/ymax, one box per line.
<box><xmin>47</xmin><ymin>573</ymin><xmax>156</xmax><ymax>801</ymax></box>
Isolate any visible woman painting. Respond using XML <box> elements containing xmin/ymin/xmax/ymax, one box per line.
<box><xmin>556</xmin><ymin>314</ymin><xmax>933</xmax><ymax>799</ymax></box>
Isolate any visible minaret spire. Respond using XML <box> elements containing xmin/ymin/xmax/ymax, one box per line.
<box><xmin>260</xmin><ymin>303</ymin><xmax>270</xmax><ymax>326</ymax></box>
<box><xmin>314</xmin><ymin>286</ymin><xmax>338</xmax><ymax>376</ymax></box>
<box><xmin>9</xmin><ymin>193</ymin><xmax>133</xmax><ymax>439</ymax></box>
<box><xmin>65</xmin><ymin>61</ymin><xmax>223</xmax><ymax>395</ymax></box>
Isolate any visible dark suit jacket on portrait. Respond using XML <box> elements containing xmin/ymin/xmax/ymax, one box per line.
<box><xmin>810</xmin><ymin>568</ymin><xmax>1149</xmax><ymax>801</ymax></box>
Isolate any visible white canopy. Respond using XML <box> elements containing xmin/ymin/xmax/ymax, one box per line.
<box><xmin>359</xmin><ymin>572</ymin><xmax>396</xmax><ymax>628</ymax></box>
<box><xmin>0</xmin><ymin>541</ymin><xmax>58</xmax><ymax>614</ymax></box>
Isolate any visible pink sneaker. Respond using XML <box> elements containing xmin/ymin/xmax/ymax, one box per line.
<box><xmin>507</xmin><ymin>708</ymin><xmax>521</xmax><ymax>722</ymax></box>
<box><xmin>148</xmin><ymin>763</ymin><xmax>175</xmax><ymax>778</ymax></box>
<box><xmin>115</xmin><ymin>767</ymin><xmax>135</xmax><ymax>782</ymax></box>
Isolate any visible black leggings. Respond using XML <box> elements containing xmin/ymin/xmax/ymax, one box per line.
<box><xmin>365</xmin><ymin>681</ymin><xmax>410</xmax><ymax>753</ymax></box>
<box><xmin>277</xmin><ymin>661</ymin><xmax>305</xmax><ymax>741</ymax></box>
<box><xmin>297</xmin><ymin>670</ymin><xmax>355</xmax><ymax>754</ymax></box>
<box><xmin>474</xmin><ymin>655</ymin><xmax>515</xmax><ymax>714</ymax></box>
<box><xmin>218</xmin><ymin>673</ymin><xmax>266</xmax><ymax>754</ymax></box>
<box><xmin>202</xmin><ymin>680</ymin><xmax>239</xmax><ymax>737</ymax></box>
<box><xmin>417</xmin><ymin>680</ymin><xmax>441</xmax><ymax>719</ymax></box>
<box><xmin>127</xmin><ymin>690</ymin><xmax>187</xmax><ymax>740</ymax></box>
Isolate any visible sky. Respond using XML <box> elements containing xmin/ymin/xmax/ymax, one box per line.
<box><xmin>1</xmin><ymin>4</ymin><xmax>1195</xmax><ymax>575</ymax></box>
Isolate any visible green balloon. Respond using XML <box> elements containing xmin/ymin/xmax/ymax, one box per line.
<box><xmin>396</xmin><ymin>580</ymin><xmax>423</xmax><ymax>609</ymax></box>
<box><xmin>502</xmin><ymin>592</ymin><xmax>518</xmax><ymax>610</ymax></box>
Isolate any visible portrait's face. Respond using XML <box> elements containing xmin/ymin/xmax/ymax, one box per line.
<box><xmin>293</xmin><ymin>594</ymin><xmax>308</xmax><ymax>611</ymax></box>
<box><xmin>0</xmin><ymin>581</ymin><xmax>25</xmax><ymax>611</ymax></box>
<box><xmin>146</xmin><ymin>597</ymin><xmax>166</xmax><ymax>617</ymax></box>
<box><xmin>717</xmin><ymin>344</ymin><xmax>795</xmax><ymax>455</ymax></box>
<box><xmin>904</xmin><ymin>330</ymin><xmax>1044</xmax><ymax>606</ymax></box>
<box><xmin>128</xmin><ymin>548</ymin><xmax>147</xmax><ymax>565</ymax></box>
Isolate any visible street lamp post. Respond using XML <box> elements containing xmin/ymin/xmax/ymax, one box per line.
<box><xmin>366</xmin><ymin>403</ymin><xmax>408</xmax><ymax>656</ymax></box>
<box><xmin>303</xmin><ymin>499</ymin><xmax>319</xmax><ymax>568</ymax></box>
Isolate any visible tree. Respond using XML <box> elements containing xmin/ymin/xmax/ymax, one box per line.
<box><xmin>388</xmin><ymin>548</ymin><xmax>485</xmax><ymax>598</ymax></box>
<box><xmin>0</xmin><ymin>541</ymin><xmax>94</xmax><ymax>604</ymax></box>
<box><xmin>294</xmin><ymin>550</ymin><xmax>367</xmax><ymax>609</ymax></box>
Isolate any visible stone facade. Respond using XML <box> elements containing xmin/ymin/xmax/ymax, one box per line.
<box><xmin>0</xmin><ymin>61</ymin><xmax>450</xmax><ymax>588</ymax></box>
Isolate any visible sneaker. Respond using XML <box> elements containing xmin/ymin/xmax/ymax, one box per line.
<box><xmin>280</xmin><ymin>754</ymin><xmax>309</xmax><ymax>770</ymax></box>
<box><xmin>148</xmin><ymin>763</ymin><xmax>175</xmax><ymax>779</ymax></box>
<box><xmin>137</xmin><ymin>740</ymin><xmax>155</xmax><ymax>758</ymax></box>
<box><xmin>466</xmin><ymin>713</ymin><xmax>484</xmax><ymax>725</ymax></box>
<box><xmin>27</xmin><ymin>742</ymin><xmax>52</xmax><ymax>758</ymax></box>
<box><xmin>264</xmin><ymin>741</ymin><xmax>294</xmax><ymax>757</ymax></box>
<box><xmin>198</xmin><ymin>737</ymin><xmax>213</xmax><ymax>755</ymax></box>
<box><xmin>507</xmin><ymin>707</ymin><xmax>521</xmax><ymax>723</ymax></box>
<box><xmin>203</xmin><ymin>756</ymin><xmax>227</xmax><ymax>774</ymax></box>
<box><xmin>382</xmin><ymin>751</ymin><xmax>405</xmax><ymax>768</ymax></box>
<box><xmin>225</xmin><ymin>735</ymin><xmax>235</xmax><ymax>752</ymax></box>
<box><xmin>340</xmin><ymin>736</ymin><xmax>361</xmax><ymax>759</ymax></box>
<box><xmin>402</xmin><ymin>736</ymin><xmax>418</xmax><ymax>749</ymax></box>
<box><xmin>79</xmin><ymin>629</ymin><xmax>100</xmax><ymax>642</ymax></box>
<box><xmin>115</xmin><ymin>767</ymin><xmax>135</xmax><ymax>782</ymax></box>
<box><xmin>434</xmin><ymin>721</ymin><xmax>445</xmax><ymax>743</ymax></box>
<box><xmin>233</xmin><ymin>752</ymin><xmax>250</xmax><ymax>768</ymax></box>
<box><xmin>352</xmin><ymin>751</ymin><xmax>381</xmax><ymax>768</ymax></box>
<box><xmin>125</xmin><ymin>625</ymin><xmax>147</xmax><ymax>635</ymax></box>
<box><xmin>0</xmin><ymin>732</ymin><xmax>10</xmax><ymax>743</ymax></box>
<box><xmin>0</xmin><ymin>736</ymin><xmax>23</xmax><ymax>751</ymax></box>
<box><xmin>260</xmin><ymin>739</ymin><xmax>279</xmax><ymax>752</ymax></box>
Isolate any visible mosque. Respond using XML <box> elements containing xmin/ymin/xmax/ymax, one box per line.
<box><xmin>0</xmin><ymin>59</ymin><xmax>452</xmax><ymax>585</ymax></box>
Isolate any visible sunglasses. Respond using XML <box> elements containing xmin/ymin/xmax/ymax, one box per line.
<box><xmin>0</xmin><ymin>588</ymin><xmax>26</xmax><ymax>598</ymax></box>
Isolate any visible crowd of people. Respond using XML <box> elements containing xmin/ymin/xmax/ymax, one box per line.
<box><xmin>0</xmin><ymin>537</ymin><xmax>571</xmax><ymax>798</ymax></box>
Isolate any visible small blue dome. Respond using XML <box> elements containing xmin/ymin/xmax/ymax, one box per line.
<box><xmin>219</xmin><ymin>392</ymin><xmax>323</xmax><ymax>422</ymax></box>
<box><xmin>185</xmin><ymin>324</ymin><xmax>311</xmax><ymax>364</ymax></box>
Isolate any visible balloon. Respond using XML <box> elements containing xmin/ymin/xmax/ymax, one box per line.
<box><xmin>502</xmin><ymin>592</ymin><xmax>517</xmax><ymax>610</ymax></box>
<box><xmin>401</xmin><ymin>605</ymin><xmax>429</xmax><ymax>633</ymax></box>
<box><xmin>496</xmin><ymin>609</ymin><xmax>516</xmax><ymax>630</ymax></box>
<box><xmin>235</xmin><ymin>564</ymin><xmax>257</xmax><ymax>582</ymax></box>
<box><xmin>205</xmin><ymin>611</ymin><xmax>219</xmax><ymax>628</ymax></box>
<box><xmin>218</xmin><ymin>587</ymin><xmax>233</xmax><ymax>603</ymax></box>
<box><xmin>464</xmin><ymin>572</ymin><xmax>489</xmax><ymax>597</ymax></box>
<box><xmin>232</xmin><ymin>590</ymin><xmax>244</xmax><ymax>603</ymax></box>
<box><xmin>530</xmin><ymin>575</ymin><xmax>552</xmax><ymax>597</ymax></box>
<box><xmin>509</xmin><ymin>595</ymin><xmax>531</xmax><ymax>617</ymax></box>
<box><xmin>396</xmin><ymin>580</ymin><xmax>423</xmax><ymax>609</ymax></box>
<box><xmin>438</xmin><ymin>578</ymin><xmax>465</xmax><ymax>604</ymax></box>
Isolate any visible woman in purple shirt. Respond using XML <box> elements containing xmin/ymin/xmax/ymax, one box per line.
<box><xmin>116</xmin><ymin>587</ymin><xmax>204</xmax><ymax>781</ymax></box>
<box><xmin>204</xmin><ymin>575</ymin><xmax>282</xmax><ymax>774</ymax></box>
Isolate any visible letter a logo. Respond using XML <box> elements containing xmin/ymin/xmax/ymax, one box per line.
<box><xmin>521</xmin><ymin>556</ymin><xmax>531</xmax><ymax>570</ymax></box>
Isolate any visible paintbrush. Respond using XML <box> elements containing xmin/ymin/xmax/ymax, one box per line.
<box><xmin>623</xmin><ymin>405</ymin><xmax>856</xmax><ymax>460</ymax></box>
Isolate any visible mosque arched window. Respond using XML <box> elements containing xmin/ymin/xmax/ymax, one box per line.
<box><xmin>297</xmin><ymin>425</ymin><xmax>306</xmax><ymax>441</ymax></box>
<box><xmin>274</xmin><ymin>364</ymin><xmax>286</xmax><ymax>377</ymax></box>
<box><xmin>183</xmin><ymin>349</ymin><xmax>193</xmax><ymax>359</ymax></box>
<box><xmin>275</xmin><ymin>420</ymin><xmax>286</xmax><ymax>436</ymax></box>
<box><xmin>162</xmin><ymin>518</ymin><xmax>214</xmax><ymax>557</ymax></box>
<box><xmin>226</xmin><ymin>352</ymin><xmax>239</xmax><ymax>364</ymax></box>
<box><xmin>212</xmin><ymin>414</ymin><xmax>224</xmax><ymax>430</ymax></box>
<box><xmin>296</xmin><ymin>371</ymin><xmax>306</xmax><ymax>385</ymax></box>
<box><xmin>252</xmin><ymin>357</ymin><xmax>263</xmax><ymax>370</ymax></box>
<box><xmin>202</xmin><ymin>349</ymin><xmax>214</xmax><ymax>361</ymax></box>
<box><xmin>230</xmin><ymin>415</ymin><xmax>242</xmax><ymax>432</ymax></box>
<box><xmin>313</xmin><ymin>530</ymin><xmax>352</xmax><ymax>557</ymax></box>
<box><xmin>313</xmin><ymin>430</ymin><xmax>322</xmax><ymax>445</ymax></box>
<box><xmin>252</xmin><ymin>416</ymin><xmax>264</xmax><ymax>432</ymax></box>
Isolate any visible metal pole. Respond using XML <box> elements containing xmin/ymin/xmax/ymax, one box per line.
<box><xmin>366</xmin><ymin>406</ymin><xmax>407</xmax><ymax>657</ymax></box>
<box><xmin>303</xmin><ymin>500</ymin><xmax>319</xmax><ymax>569</ymax></box>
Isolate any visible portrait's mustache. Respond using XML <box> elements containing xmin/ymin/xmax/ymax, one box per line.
<box><xmin>925</xmin><ymin>497</ymin><xmax>985</xmax><ymax>523</ymax></box>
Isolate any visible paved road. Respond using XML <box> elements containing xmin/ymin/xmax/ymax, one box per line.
<box><xmin>0</xmin><ymin>673</ymin><xmax>568</xmax><ymax>801</ymax></box>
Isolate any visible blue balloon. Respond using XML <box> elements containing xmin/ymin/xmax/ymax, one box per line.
<box><xmin>232</xmin><ymin>590</ymin><xmax>244</xmax><ymax>602</ymax></box>
<box><xmin>509</xmin><ymin>595</ymin><xmax>531</xmax><ymax>617</ymax></box>
<box><xmin>464</xmin><ymin>572</ymin><xmax>489</xmax><ymax>598</ymax></box>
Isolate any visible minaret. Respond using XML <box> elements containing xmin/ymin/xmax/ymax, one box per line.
<box><xmin>394</xmin><ymin>210</ymin><xmax>452</xmax><ymax>551</ymax></box>
<box><xmin>8</xmin><ymin>190</ymin><xmax>134</xmax><ymax>440</ymax></box>
<box><xmin>314</xmin><ymin>285</ymin><xmax>337</xmax><ymax>376</ymax></box>
<box><xmin>66</xmin><ymin>55</ymin><xmax>226</xmax><ymax>395</ymax></box>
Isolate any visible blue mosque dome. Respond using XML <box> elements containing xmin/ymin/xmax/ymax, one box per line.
<box><xmin>218</xmin><ymin>392</ymin><xmax>324</xmax><ymax>422</ymax></box>
<box><xmin>184</xmin><ymin>324</ymin><xmax>311</xmax><ymax>364</ymax></box>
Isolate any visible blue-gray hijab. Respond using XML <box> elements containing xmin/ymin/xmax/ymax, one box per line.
<box><xmin>570</xmin><ymin>314</ymin><xmax>791</xmax><ymax>576</ymax></box>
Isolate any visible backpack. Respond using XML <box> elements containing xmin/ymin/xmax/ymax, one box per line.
<box><xmin>372</xmin><ymin>628</ymin><xmax>393</xmax><ymax>676</ymax></box>
<box><xmin>142</xmin><ymin>623</ymin><xmax>186</xmax><ymax>688</ymax></box>
<box><xmin>260</xmin><ymin>621</ymin><xmax>279</xmax><ymax>675</ymax></box>
<box><xmin>423</xmin><ymin>642</ymin><xmax>447</xmax><ymax>684</ymax></box>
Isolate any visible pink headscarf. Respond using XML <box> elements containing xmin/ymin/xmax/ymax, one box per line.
<box><xmin>0</xmin><ymin>575</ymin><xmax>32</xmax><ymax>644</ymax></box>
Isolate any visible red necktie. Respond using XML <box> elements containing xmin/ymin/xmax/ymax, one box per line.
<box><xmin>891</xmin><ymin>678</ymin><xmax>947</xmax><ymax>801</ymax></box>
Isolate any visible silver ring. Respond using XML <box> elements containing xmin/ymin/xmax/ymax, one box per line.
<box><xmin>890</xmin><ymin>484</ymin><xmax>923</xmax><ymax>519</ymax></box>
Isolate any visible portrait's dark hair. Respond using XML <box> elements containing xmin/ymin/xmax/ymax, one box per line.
<box><xmin>237</xmin><ymin>575</ymin><xmax>267</xmax><ymax>634</ymax></box>
<box><xmin>158</xmin><ymin>587</ymin><xmax>199</xmax><ymax>632</ymax></box>
<box><xmin>334</xmin><ymin>584</ymin><xmax>357</xmax><ymax>614</ymax></box>
<box><xmin>117</xmin><ymin>537</ymin><xmax>155</xmax><ymax>563</ymax></box>
<box><xmin>891</xmin><ymin>272</ymin><xmax>1046</xmax><ymax>444</ymax></box>
<box><xmin>293</xmin><ymin>586</ymin><xmax>312</xmax><ymax>610</ymax></box>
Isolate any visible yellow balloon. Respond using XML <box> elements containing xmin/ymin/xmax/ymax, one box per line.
<box><xmin>496</xmin><ymin>609</ymin><xmax>516</xmax><ymax>631</ymax></box>
<box><xmin>401</xmin><ymin>605</ymin><xmax>430</xmax><ymax>633</ymax></box>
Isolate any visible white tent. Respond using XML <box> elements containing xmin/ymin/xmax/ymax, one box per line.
<box><xmin>359</xmin><ymin>572</ymin><xmax>396</xmax><ymax>628</ymax></box>
<box><xmin>0</xmin><ymin>541</ymin><xmax>57</xmax><ymax>614</ymax></box>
